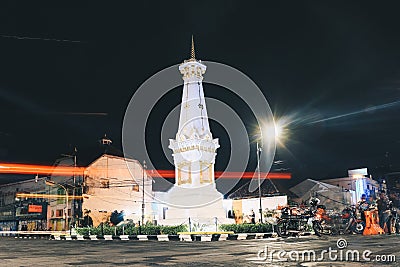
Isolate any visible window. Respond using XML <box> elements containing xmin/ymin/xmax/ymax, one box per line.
<box><xmin>132</xmin><ymin>184</ymin><xmax>139</xmax><ymax>192</ymax></box>
<box><xmin>57</xmin><ymin>188</ymin><xmax>65</xmax><ymax>205</ymax></box>
<box><xmin>100</xmin><ymin>180</ymin><xmax>110</xmax><ymax>188</ymax></box>
<box><xmin>56</xmin><ymin>209</ymin><xmax>63</xmax><ymax>217</ymax></box>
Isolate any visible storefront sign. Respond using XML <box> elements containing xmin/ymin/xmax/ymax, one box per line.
<box><xmin>28</xmin><ymin>205</ymin><xmax>42</xmax><ymax>213</ymax></box>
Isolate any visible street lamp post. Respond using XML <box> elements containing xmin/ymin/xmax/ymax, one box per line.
<box><xmin>141</xmin><ymin>160</ymin><xmax>147</xmax><ymax>226</ymax></box>
<box><xmin>256</xmin><ymin>141</ymin><xmax>263</xmax><ymax>223</ymax></box>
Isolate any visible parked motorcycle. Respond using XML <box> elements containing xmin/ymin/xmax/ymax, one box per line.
<box><xmin>313</xmin><ymin>205</ymin><xmax>365</xmax><ymax>236</ymax></box>
<box><xmin>275</xmin><ymin>205</ymin><xmax>319</xmax><ymax>238</ymax></box>
<box><xmin>387</xmin><ymin>202</ymin><xmax>400</xmax><ymax>234</ymax></box>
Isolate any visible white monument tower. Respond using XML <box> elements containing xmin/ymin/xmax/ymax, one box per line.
<box><xmin>160</xmin><ymin>37</ymin><xmax>231</xmax><ymax>226</ymax></box>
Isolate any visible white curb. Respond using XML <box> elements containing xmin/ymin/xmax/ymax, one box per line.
<box><xmin>137</xmin><ymin>235</ymin><xmax>148</xmax><ymax>241</ymax></box>
<box><xmin>200</xmin><ymin>235</ymin><xmax>212</xmax><ymax>242</ymax></box>
<box><xmin>179</xmin><ymin>234</ymin><xmax>192</xmax><ymax>242</ymax></box>
<box><xmin>237</xmin><ymin>233</ymin><xmax>247</xmax><ymax>240</ymax></box>
<box><xmin>157</xmin><ymin>234</ymin><xmax>169</xmax><ymax>241</ymax></box>
<box><xmin>120</xmin><ymin>235</ymin><xmax>129</xmax><ymax>240</ymax></box>
<box><xmin>104</xmin><ymin>235</ymin><xmax>113</xmax><ymax>240</ymax></box>
<box><xmin>219</xmin><ymin>234</ymin><xmax>228</xmax><ymax>241</ymax></box>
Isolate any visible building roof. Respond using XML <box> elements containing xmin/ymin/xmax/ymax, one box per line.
<box><xmin>227</xmin><ymin>179</ymin><xmax>282</xmax><ymax>199</ymax></box>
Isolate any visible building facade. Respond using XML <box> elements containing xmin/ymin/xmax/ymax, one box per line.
<box><xmin>0</xmin><ymin>179</ymin><xmax>48</xmax><ymax>231</ymax></box>
<box><xmin>0</xmin><ymin>154</ymin><xmax>153</xmax><ymax>231</ymax></box>
<box><xmin>321</xmin><ymin>168</ymin><xmax>381</xmax><ymax>203</ymax></box>
<box><xmin>82</xmin><ymin>154</ymin><xmax>153</xmax><ymax>227</ymax></box>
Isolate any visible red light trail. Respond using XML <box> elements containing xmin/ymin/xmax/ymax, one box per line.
<box><xmin>0</xmin><ymin>163</ymin><xmax>291</xmax><ymax>179</ymax></box>
<box><xmin>0</xmin><ymin>163</ymin><xmax>85</xmax><ymax>176</ymax></box>
<box><xmin>149</xmin><ymin>170</ymin><xmax>291</xmax><ymax>179</ymax></box>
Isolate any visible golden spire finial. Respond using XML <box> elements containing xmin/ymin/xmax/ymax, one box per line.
<box><xmin>190</xmin><ymin>35</ymin><xmax>196</xmax><ymax>60</ymax></box>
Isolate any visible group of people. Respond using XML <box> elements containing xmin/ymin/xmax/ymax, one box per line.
<box><xmin>357</xmin><ymin>190</ymin><xmax>397</xmax><ymax>234</ymax></box>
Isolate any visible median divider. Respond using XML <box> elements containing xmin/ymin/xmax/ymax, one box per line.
<box><xmin>49</xmin><ymin>232</ymin><xmax>277</xmax><ymax>242</ymax></box>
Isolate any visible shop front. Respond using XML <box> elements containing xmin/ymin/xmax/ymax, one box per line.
<box><xmin>15</xmin><ymin>203</ymin><xmax>47</xmax><ymax>231</ymax></box>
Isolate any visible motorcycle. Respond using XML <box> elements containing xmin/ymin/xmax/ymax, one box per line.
<box><xmin>386</xmin><ymin>202</ymin><xmax>400</xmax><ymax>234</ymax></box>
<box><xmin>313</xmin><ymin>205</ymin><xmax>365</xmax><ymax>236</ymax></box>
<box><xmin>275</xmin><ymin>205</ymin><xmax>319</xmax><ymax>238</ymax></box>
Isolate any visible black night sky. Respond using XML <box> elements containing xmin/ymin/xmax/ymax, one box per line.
<box><xmin>0</xmin><ymin>2</ymin><xmax>399</xmax><ymax>186</ymax></box>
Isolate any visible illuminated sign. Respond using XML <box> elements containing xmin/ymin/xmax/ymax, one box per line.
<box><xmin>28</xmin><ymin>205</ymin><xmax>42</xmax><ymax>213</ymax></box>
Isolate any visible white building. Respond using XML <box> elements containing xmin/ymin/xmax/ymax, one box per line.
<box><xmin>321</xmin><ymin>168</ymin><xmax>381</xmax><ymax>204</ymax></box>
<box><xmin>82</xmin><ymin>154</ymin><xmax>153</xmax><ymax>227</ymax></box>
<box><xmin>46</xmin><ymin>152</ymin><xmax>154</xmax><ymax>230</ymax></box>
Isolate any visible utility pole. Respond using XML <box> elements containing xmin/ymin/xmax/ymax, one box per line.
<box><xmin>141</xmin><ymin>160</ymin><xmax>147</xmax><ymax>226</ymax></box>
<box><xmin>72</xmin><ymin>147</ymin><xmax>77</xmax><ymax>231</ymax></box>
<box><xmin>62</xmin><ymin>147</ymin><xmax>77</xmax><ymax>231</ymax></box>
<box><xmin>257</xmin><ymin>141</ymin><xmax>263</xmax><ymax>223</ymax></box>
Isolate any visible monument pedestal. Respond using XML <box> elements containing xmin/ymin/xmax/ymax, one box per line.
<box><xmin>158</xmin><ymin>185</ymin><xmax>234</xmax><ymax>229</ymax></box>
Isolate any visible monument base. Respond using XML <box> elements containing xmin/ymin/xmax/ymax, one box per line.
<box><xmin>157</xmin><ymin>184</ymin><xmax>235</xmax><ymax>230</ymax></box>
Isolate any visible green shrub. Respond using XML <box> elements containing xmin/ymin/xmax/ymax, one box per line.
<box><xmin>75</xmin><ymin>227</ymin><xmax>90</xmax><ymax>235</ymax></box>
<box><xmin>75</xmin><ymin>223</ymin><xmax>187</xmax><ymax>236</ymax></box>
<box><xmin>219</xmin><ymin>223</ymin><xmax>272</xmax><ymax>233</ymax></box>
<box><xmin>159</xmin><ymin>225</ymin><xmax>187</xmax><ymax>235</ymax></box>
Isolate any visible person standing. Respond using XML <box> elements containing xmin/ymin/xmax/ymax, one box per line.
<box><xmin>377</xmin><ymin>191</ymin><xmax>390</xmax><ymax>231</ymax></box>
<box><xmin>250</xmin><ymin>209</ymin><xmax>256</xmax><ymax>224</ymax></box>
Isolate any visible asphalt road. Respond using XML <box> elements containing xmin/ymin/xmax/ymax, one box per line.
<box><xmin>1</xmin><ymin>234</ymin><xmax>399</xmax><ymax>266</ymax></box>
